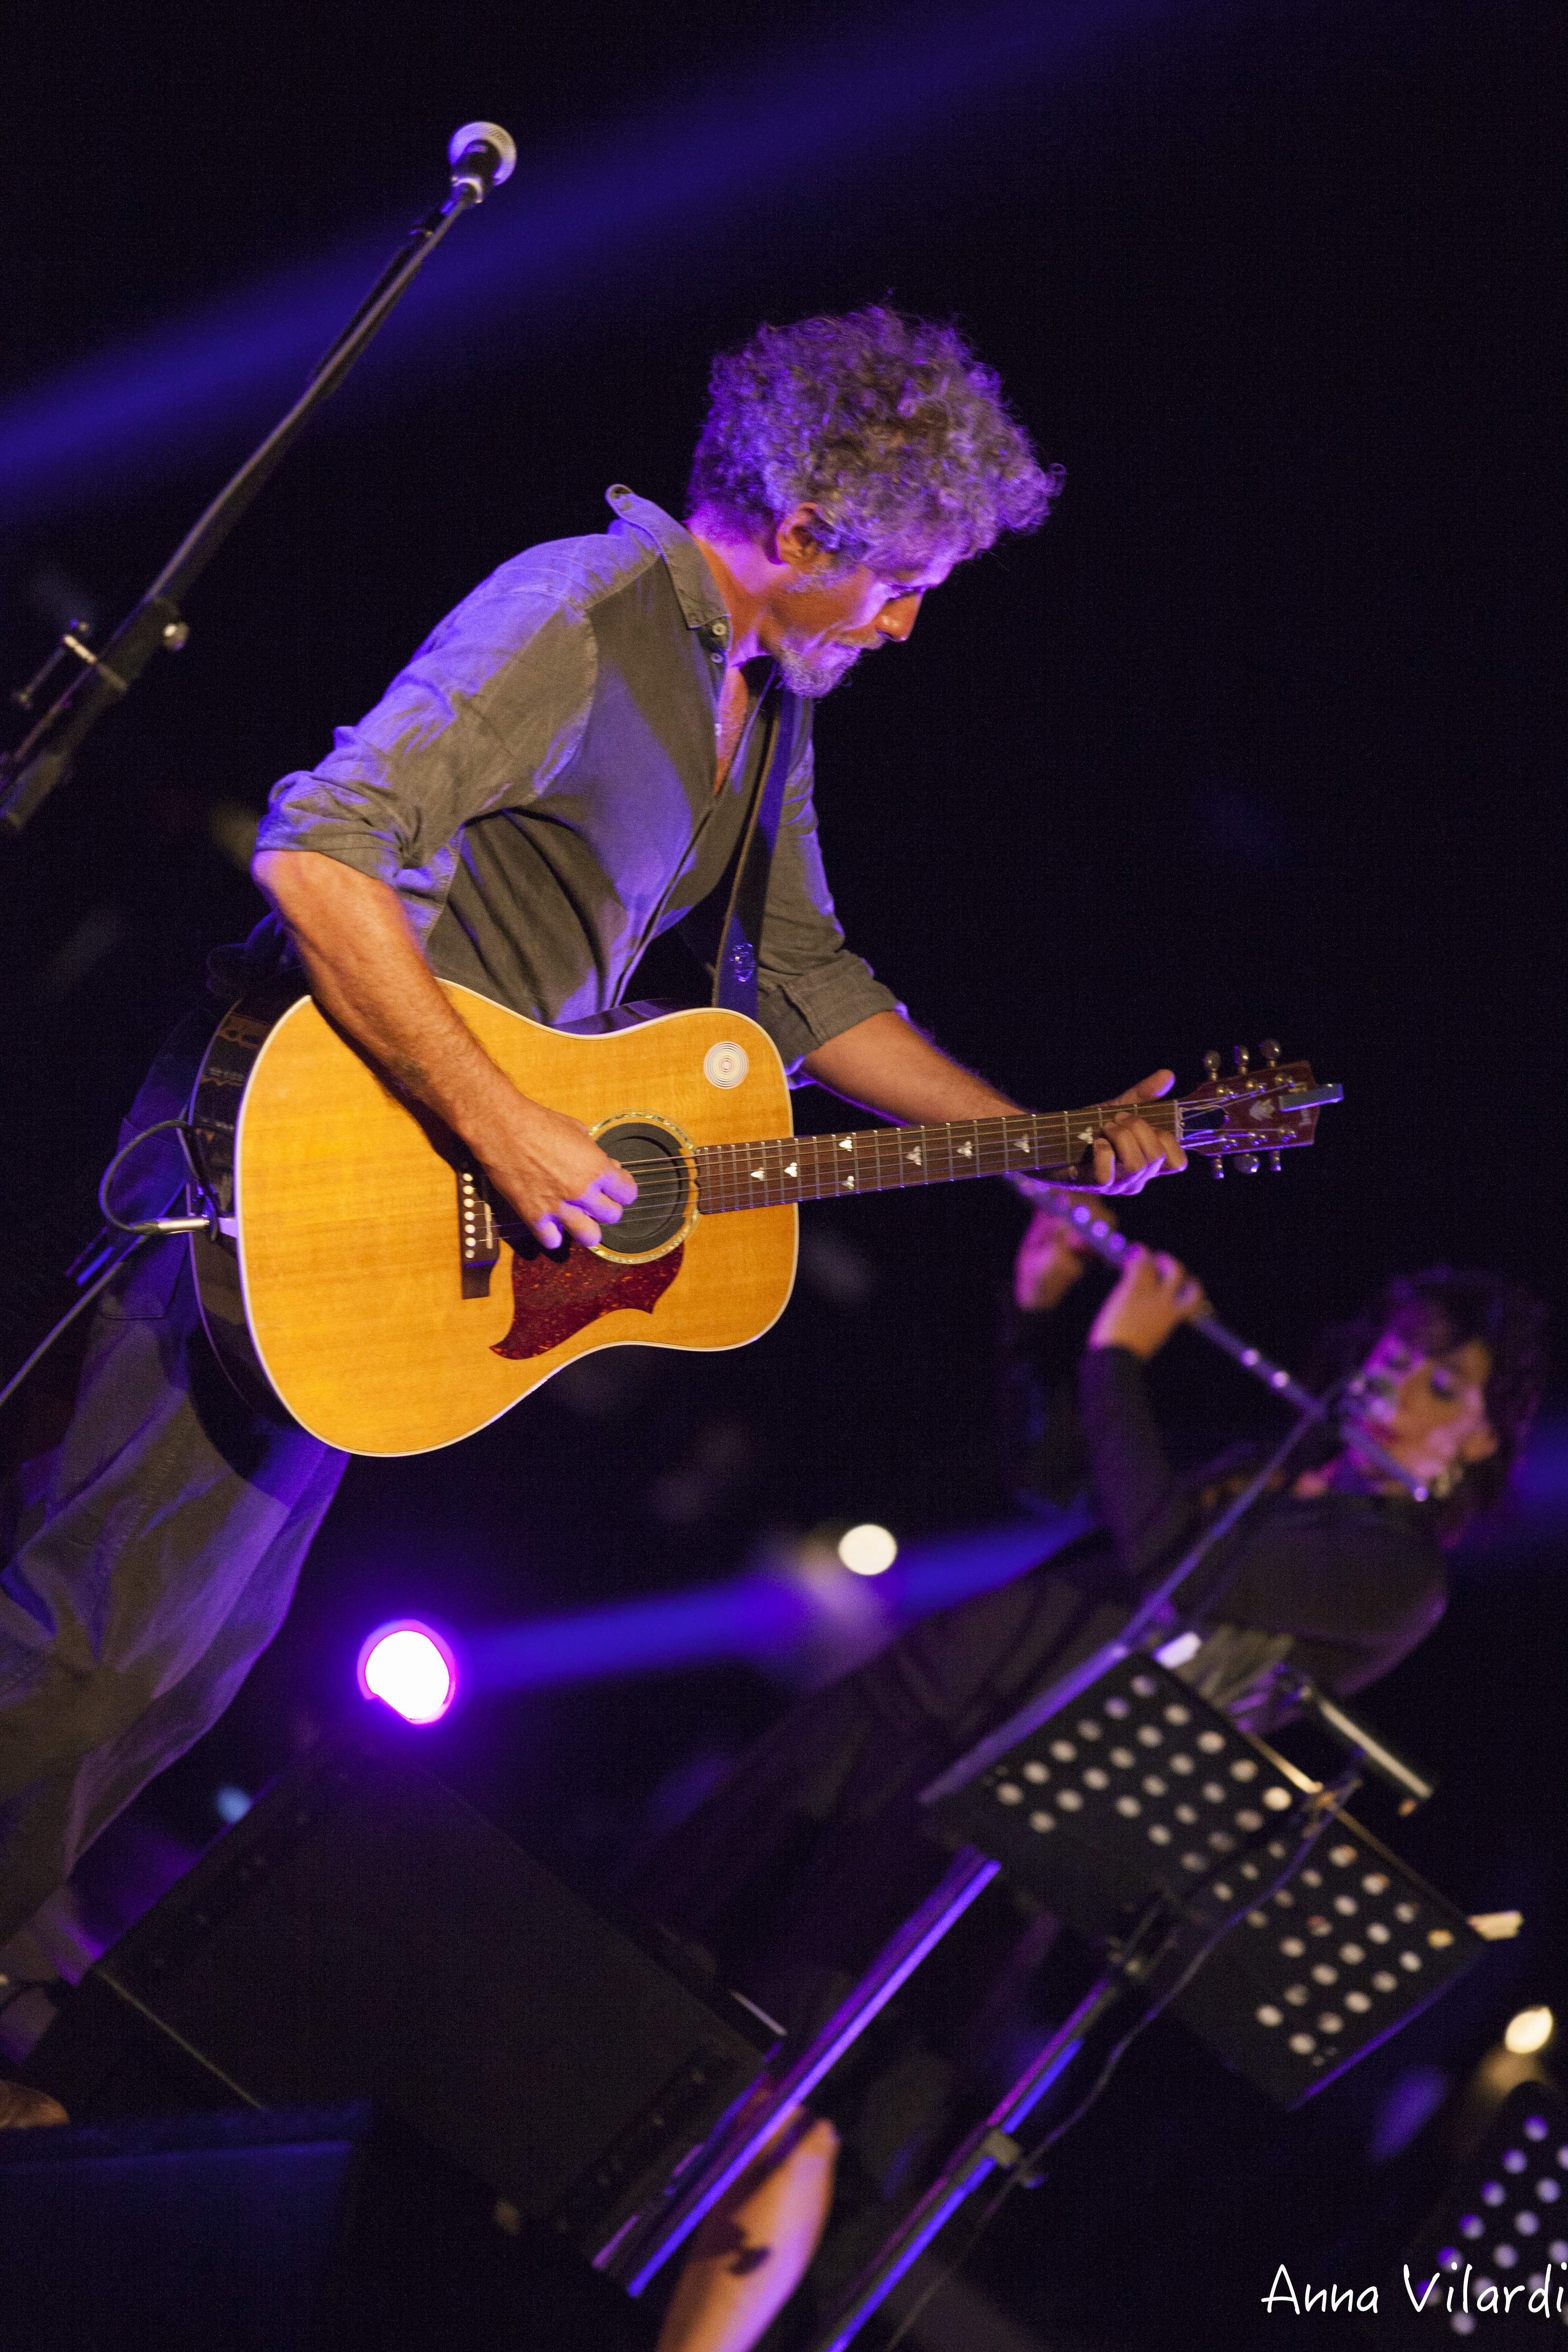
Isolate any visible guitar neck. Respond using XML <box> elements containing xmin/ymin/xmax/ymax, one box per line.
<box><xmin>692</xmin><ymin>1102</ymin><xmax>1182</xmax><ymax>1213</ymax></box>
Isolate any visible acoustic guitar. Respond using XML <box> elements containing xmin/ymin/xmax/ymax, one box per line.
<box><xmin>185</xmin><ymin>983</ymin><xmax>1340</xmax><ymax>1456</ymax></box>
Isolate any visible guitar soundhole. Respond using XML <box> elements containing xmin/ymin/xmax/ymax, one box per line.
<box><xmin>594</xmin><ymin>1121</ymin><xmax>691</xmax><ymax>1259</ymax></box>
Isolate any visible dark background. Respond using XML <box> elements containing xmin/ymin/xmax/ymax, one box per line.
<box><xmin>1</xmin><ymin>3</ymin><xmax>1563</xmax><ymax>2344</ymax></box>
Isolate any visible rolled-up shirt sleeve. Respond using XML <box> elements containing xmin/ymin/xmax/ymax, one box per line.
<box><xmin>753</xmin><ymin>731</ymin><xmax>900</xmax><ymax>1065</ymax></box>
<box><xmin>255</xmin><ymin>574</ymin><xmax>597</xmax><ymax>903</ymax></box>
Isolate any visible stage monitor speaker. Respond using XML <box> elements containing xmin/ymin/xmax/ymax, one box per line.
<box><xmin>23</xmin><ymin>1735</ymin><xmax>771</xmax><ymax>2261</ymax></box>
<box><xmin>0</xmin><ymin>2100</ymin><xmax>655</xmax><ymax>2350</ymax></box>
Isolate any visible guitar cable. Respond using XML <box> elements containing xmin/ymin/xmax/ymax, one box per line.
<box><xmin>97</xmin><ymin>1117</ymin><xmax>222</xmax><ymax>1239</ymax></box>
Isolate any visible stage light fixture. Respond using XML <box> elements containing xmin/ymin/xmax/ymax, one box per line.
<box><xmin>838</xmin><ymin>1523</ymin><xmax>898</xmax><ymax>1576</ymax></box>
<box><xmin>1504</xmin><ymin>2007</ymin><xmax>1555</xmax><ymax>2057</ymax></box>
<box><xmin>356</xmin><ymin>1620</ymin><xmax>458</xmax><ymax>1725</ymax></box>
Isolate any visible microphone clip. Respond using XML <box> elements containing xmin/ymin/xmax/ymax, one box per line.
<box><xmin>448</xmin><ymin>121</ymin><xmax>517</xmax><ymax>204</ymax></box>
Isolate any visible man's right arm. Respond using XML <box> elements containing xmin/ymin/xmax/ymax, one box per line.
<box><xmin>252</xmin><ymin>850</ymin><xmax>633</xmax><ymax>1250</ymax></box>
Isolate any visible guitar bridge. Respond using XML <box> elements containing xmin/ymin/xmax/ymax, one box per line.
<box><xmin>456</xmin><ymin>1165</ymin><xmax>500</xmax><ymax>1297</ymax></box>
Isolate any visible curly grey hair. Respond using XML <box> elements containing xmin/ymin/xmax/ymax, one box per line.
<box><xmin>687</xmin><ymin>306</ymin><xmax>1062</xmax><ymax>574</ymax></box>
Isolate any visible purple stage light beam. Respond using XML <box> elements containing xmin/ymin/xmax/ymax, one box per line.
<box><xmin>466</xmin><ymin>1577</ymin><xmax>813</xmax><ymax>1694</ymax></box>
<box><xmin>0</xmin><ymin>0</ymin><xmax>1200</xmax><ymax>526</ymax></box>
<box><xmin>356</xmin><ymin>1619</ymin><xmax>459</xmax><ymax>1724</ymax></box>
<box><xmin>454</xmin><ymin>1516</ymin><xmax>1092</xmax><ymax>1701</ymax></box>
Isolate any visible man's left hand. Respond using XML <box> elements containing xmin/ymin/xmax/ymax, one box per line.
<box><xmin>1082</xmin><ymin>1070</ymin><xmax>1186</xmax><ymax>1194</ymax></box>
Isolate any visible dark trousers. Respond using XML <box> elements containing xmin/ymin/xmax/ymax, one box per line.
<box><xmin>0</xmin><ymin>1017</ymin><xmax>346</xmax><ymax>1943</ymax></box>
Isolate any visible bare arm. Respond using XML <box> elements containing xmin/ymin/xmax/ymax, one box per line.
<box><xmin>802</xmin><ymin>1011</ymin><xmax>1186</xmax><ymax>1194</ymax></box>
<box><xmin>251</xmin><ymin>849</ymin><xmax>633</xmax><ymax>1249</ymax></box>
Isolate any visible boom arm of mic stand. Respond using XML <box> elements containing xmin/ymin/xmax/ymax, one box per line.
<box><xmin>0</xmin><ymin>166</ymin><xmax>498</xmax><ymax>836</ymax></box>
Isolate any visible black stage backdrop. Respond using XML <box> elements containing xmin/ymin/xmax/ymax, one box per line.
<box><xmin>0</xmin><ymin>5</ymin><xmax>1563</xmax><ymax>2345</ymax></box>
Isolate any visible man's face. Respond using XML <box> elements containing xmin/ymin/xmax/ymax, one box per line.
<box><xmin>760</xmin><ymin>552</ymin><xmax>954</xmax><ymax>699</ymax></box>
<box><xmin>1348</xmin><ymin>1317</ymin><xmax>1498</xmax><ymax>1488</ymax></box>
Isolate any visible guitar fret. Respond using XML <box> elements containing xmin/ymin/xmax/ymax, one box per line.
<box><xmin>691</xmin><ymin>1099</ymin><xmax>1185</xmax><ymax>1215</ymax></box>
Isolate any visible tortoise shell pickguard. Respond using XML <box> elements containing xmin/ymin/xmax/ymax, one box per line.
<box><xmin>491</xmin><ymin>1241</ymin><xmax>684</xmax><ymax>1361</ymax></box>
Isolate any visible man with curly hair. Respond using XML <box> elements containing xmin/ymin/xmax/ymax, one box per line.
<box><xmin>0</xmin><ymin>310</ymin><xmax>1182</xmax><ymax>2115</ymax></box>
<box><xmin>251</xmin><ymin>307</ymin><xmax>1126</xmax><ymax>1258</ymax></box>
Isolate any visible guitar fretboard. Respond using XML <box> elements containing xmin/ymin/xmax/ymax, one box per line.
<box><xmin>692</xmin><ymin>1103</ymin><xmax>1181</xmax><ymax>1213</ymax></box>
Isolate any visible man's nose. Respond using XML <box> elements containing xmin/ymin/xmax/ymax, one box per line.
<box><xmin>877</xmin><ymin>594</ymin><xmax>923</xmax><ymax>642</ymax></box>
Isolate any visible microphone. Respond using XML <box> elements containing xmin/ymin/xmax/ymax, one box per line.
<box><xmin>448</xmin><ymin>121</ymin><xmax>517</xmax><ymax>202</ymax></box>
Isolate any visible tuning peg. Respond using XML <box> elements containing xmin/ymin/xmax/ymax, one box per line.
<box><xmin>1235</xmin><ymin>1153</ymin><xmax>1259</xmax><ymax>1174</ymax></box>
<box><xmin>1233</xmin><ymin>1046</ymin><xmax>1251</xmax><ymax>1075</ymax></box>
<box><xmin>1202</xmin><ymin>1050</ymin><xmax>1222</xmax><ymax>1080</ymax></box>
<box><xmin>1209</xmin><ymin>1155</ymin><xmax>1225</xmax><ymax>1179</ymax></box>
<box><xmin>1267</xmin><ymin>1151</ymin><xmax>1282</xmax><ymax>1172</ymax></box>
<box><xmin>1259</xmin><ymin>1039</ymin><xmax>1281</xmax><ymax>1065</ymax></box>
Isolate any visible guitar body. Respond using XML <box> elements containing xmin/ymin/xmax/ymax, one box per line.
<box><xmin>188</xmin><ymin>985</ymin><xmax>798</xmax><ymax>1457</ymax></box>
<box><xmin>184</xmin><ymin>986</ymin><xmax>1340</xmax><ymax>1462</ymax></box>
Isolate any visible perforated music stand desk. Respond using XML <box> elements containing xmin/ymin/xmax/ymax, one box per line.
<box><xmin>794</xmin><ymin>1656</ymin><xmax>1488</xmax><ymax>2351</ymax></box>
<box><xmin>929</xmin><ymin>1651</ymin><xmax>1482</xmax><ymax>2106</ymax></box>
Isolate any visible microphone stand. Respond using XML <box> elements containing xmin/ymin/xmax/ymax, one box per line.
<box><xmin>0</xmin><ymin>127</ymin><xmax>514</xmax><ymax>837</ymax></box>
<box><xmin>611</xmin><ymin>1238</ymin><xmax>1435</xmax><ymax>2297</ymax></box>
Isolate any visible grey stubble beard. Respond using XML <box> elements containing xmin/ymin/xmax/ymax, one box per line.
<box><xmin>773</xmin><ymin>640</ymin><xmax>862</xmax><ymax>699</ymax></box>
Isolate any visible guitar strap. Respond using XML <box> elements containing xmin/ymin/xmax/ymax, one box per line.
<box><xmin>708</xmin><ymin>682</ymin><xmax>799</xmax><ymax>1021</ymax></box>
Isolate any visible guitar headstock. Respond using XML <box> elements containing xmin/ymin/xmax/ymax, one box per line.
<box><xmin>1177</xmin><ymin>1040</ymin><xmax>1342</xmax><ymax>1176</ymax></box>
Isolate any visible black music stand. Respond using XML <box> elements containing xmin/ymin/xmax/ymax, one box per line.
<box><xmin>932</xmin><ymin>1653</ymin><xmax>1480</xmax><ymax>2103</ymax></box>
<box><xmin>800</xmin><ymin>1654</ymin><xmax>1486</xmax><ymax>2352</ymax></box>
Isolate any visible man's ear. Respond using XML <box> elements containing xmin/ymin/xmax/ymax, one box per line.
<box><xmin>771</xmin><ymin>504</ymin><xmax>835</xmax><ymax>575</ymax></box>
<box><xmin>1459</xmin><ymin>1421</ymin><xmax>1501</xmax><ymax>1465</ymax></box>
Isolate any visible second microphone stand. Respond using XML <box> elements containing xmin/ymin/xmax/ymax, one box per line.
<box><xmin>604</xmin><ymin>1217</ymin><xmax>1436</xmax><ymax>2296</ymax></box>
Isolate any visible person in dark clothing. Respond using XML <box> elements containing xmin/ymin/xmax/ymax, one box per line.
<box><xmin>638</xmin><ymin>1205</ymin><xmax>1547</xmax><ymax>2352</ymax></box>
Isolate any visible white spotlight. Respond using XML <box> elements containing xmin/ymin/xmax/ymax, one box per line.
<box><xmin>838</xmin><ymin>1523</ymin><xmax>898</xmax><ymax>1576</ymax></box>
<box><xmin>356</xmin><ymin>1620</ymin><xmax>458</xmax><ymax>1724</ymax></box>
<box><xmin>1504</xmin><ymin>2006</ymin><xmax>1555</xmax><ymax>2056</ymax></box>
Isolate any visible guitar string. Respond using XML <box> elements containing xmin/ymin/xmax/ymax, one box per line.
<box><xmin>558</xmin><ymin>1124</ymin><xmax>1233</xmax><ymax>1195</ymax></box>
<box><xmin>485</xmin><ymin>1123</ymin><xmax>1132</xmax><ymax>1222</ymax></box>
<box><xmin>487</xmin><ymin>1116</ymin><xmax>1236</xmax><ymax>1194</ymax></box>
<box><xmin>486</xmin><ymin>1131</ymin><xmax>1178</xmax><ymax>1211</ymax></box>
<box><xmin>470</xmin><ymin>1097</ymin><xmax>1296</xmax><ymax>1226</ymax></box>
<box><xmin>484</xmin><ymin>1149</ymin><xmax>1261</xmax><ymax>1236</ymax></box>
<box><xmin>563</xmin><ymin>1100</ymin><xmax>1194</xmax><ymax>1182</ymax></box>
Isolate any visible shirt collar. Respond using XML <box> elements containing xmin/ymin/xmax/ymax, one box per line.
<box><xmin>605</xmin><ymin>484</ymin><xmax>733</xmax><ymax>652</ymax></box>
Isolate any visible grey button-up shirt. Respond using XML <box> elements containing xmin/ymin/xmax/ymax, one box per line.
<box><xmin>250</xmin><ymin>487</ymin><xmax>898</xmax><ymax>1068</ymax></box>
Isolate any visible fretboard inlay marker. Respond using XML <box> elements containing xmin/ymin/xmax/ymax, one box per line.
<box><xmin>686</xmin><ymin>1099</ymin><xmax>1184</xmax><ymax>1217</ymax></box>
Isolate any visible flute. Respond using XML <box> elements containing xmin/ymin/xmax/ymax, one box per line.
<box><xmin>1011</xmin><ymin>1177</ymin><xmax>1430</xmax><ymax>1501</ymax></box>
